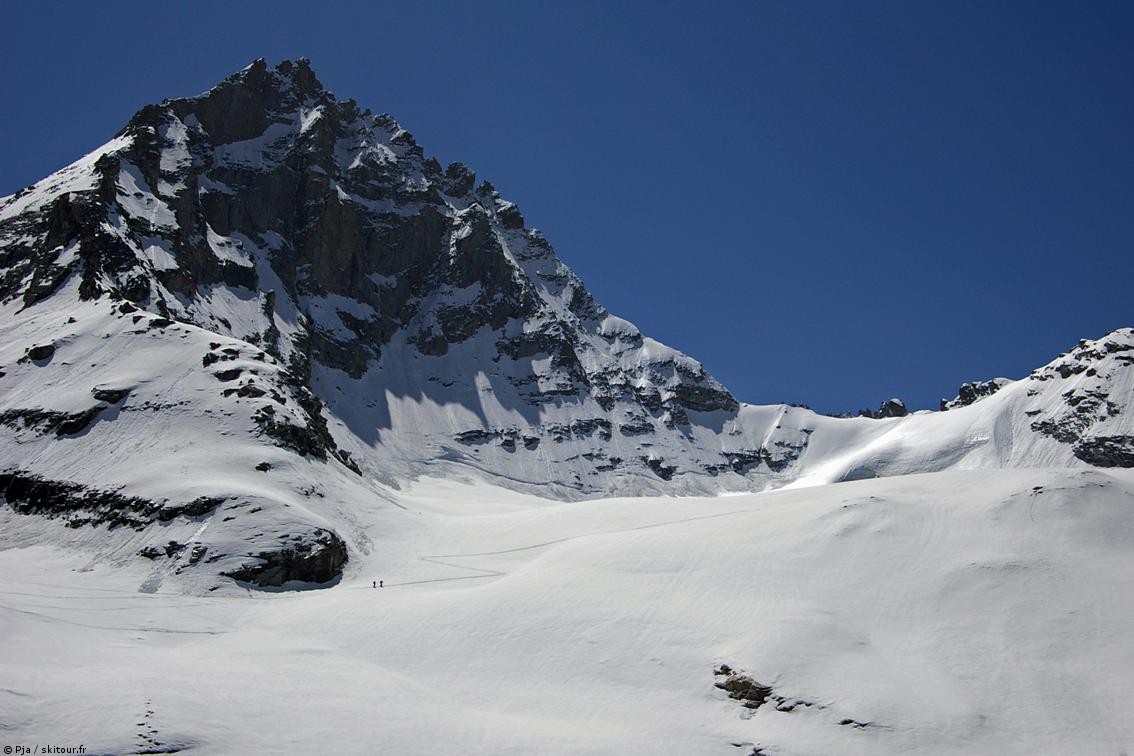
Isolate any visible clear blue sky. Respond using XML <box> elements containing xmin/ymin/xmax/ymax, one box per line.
<box><xmin>2</xmin><ymin>1</ymin><xmax>1131</xmax><ymax>413</ymax></box>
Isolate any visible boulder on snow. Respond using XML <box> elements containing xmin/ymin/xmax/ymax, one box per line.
<box><xmin>155</xmin><ymin>496</ymin><xmax>225</xmax><ymax>521</ymax></box>
<box><xmin>22</xmin><ymin>343</ymin><xmax>56</xmax><ymax>362</ymax></box>
<box><xmin>91</xmin><ymin>386</ymin><xmax>131</xmax><ymax>403</ymax></box>
<box><xmin>713</xmin><ymin>666</ymin><xmax>774</xmax><ymax>710</ymax></box>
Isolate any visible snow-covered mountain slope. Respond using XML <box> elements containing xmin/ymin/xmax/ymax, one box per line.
<box><xmin>3</xmin><ymin>468</ymin><xmax>1132</xmax><ymax>754</ymax></box>
<box><xmin>1</xmin><ymin>58</ymin><xmax>1132</xmax><ymax>590</ymax></box>
<box><xmin>0</xmin><ymin>275</ymin><xmax>389</xmax><ymax>588</ymax></box>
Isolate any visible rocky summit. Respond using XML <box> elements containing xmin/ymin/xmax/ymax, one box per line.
<box><xmin>1</xmin><ymin>59</ymin><xmax>1132</xmax><ymax>589</ymax></box>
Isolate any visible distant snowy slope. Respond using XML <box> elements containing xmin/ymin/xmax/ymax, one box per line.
<box><xmin>781</xmin><ymin>327</ymin><xmax>1134</xmax><ymax>487</ymax></box>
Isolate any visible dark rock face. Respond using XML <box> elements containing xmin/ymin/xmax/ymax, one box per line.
<box><xmin>163</xmin><ymin>540</ymin><xmax>187</xmax><ymax>558</ymax></box>
<box><xmin>875</xmin><ymin>398</ymin><xmax>908</xmax><ymax>418</ymax></box>
<box><xmin>1031</xmin><ymin>416</ymin><xmax>1089</xmax><ymax>444</ymax></box>
<box><xmin>1020</xmin><ymin>331</ymin><xmax>1134</xmax><ymax>460</ymax></box>
<box><xmin>1073</xmin><ymin>435</ymin><xmax>1134</xmax><ymax>468</ymax></box>
<box><xmin>722</xmin><ymin>438</ymin><xmax>809</xmax><ymax>475</ymax></box>
<box><xmin>1</xmin><ymin>406</ymin><xmax>105</xmax><ymax>437</ymax></box>
<box><xmin>850</xmin><ymin>398</ymin><xmax>909</xmax><ymax>419</ymax></box>
<box><xmin>54</xmin><ymin>406</ymin><xmax>105</xmax><ymax>435</ymax></box>
<box><xmin>155</xmin><ymin>496</ymin><xmax>224</xmax><ymax>521</ymax></box>
<box><xmin>940</xmin><ymin>379</ymin><xmax>1009</xmax><ymax>411</ymax></box>
<box><xmin>0</xmin><ymin>471</ymin><xmax>230</xmax><ymax>530</ymax></box>
<box><xmin>222</xmin><ymin>529</ymin><xmax>347</xmax><ymax>586</ymax></box>
<box><xmin>619</xmin><ymin>417</ymin><xmax>654</xmax><ymax>436</ymax></box>
<box><xmin>91</xmin><ymin>386</ymin><xmax>131</xmax><ymax>403</ymax></box>
<box><xmin>1029</xmin><ymin>387</ymin><xmax>1121</xmax><ymax>445</ymax></box>
<box><xmin>252</xmin><ymin>385</ymin><xmax>360</xmax><ymax>473</ymax></box>
<box><xmin>644</xmin><ymin>457</ymin><xmax>677</xmax><ymax>480</ymax></box>
<box><xmin>0</xmin><ymin>470</ymin><xmax>161</xmax><ymax>530</ymax></box>
<box><xmin>673</xmin><ymin>380</ymin><xmax>740</xmax><ymax>413</ymax></box>
<box><xmin>24</xmin><ymin>343</ymin><xmax>56</xmax><ymax>362</ymax></box>
<box><xmin>1031</xmin><ymin>335</ymin><xmax>1134</xmax><ymax>384</ymax></box>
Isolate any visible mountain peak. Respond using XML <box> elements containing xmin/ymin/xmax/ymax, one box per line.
<box><xmin>139</xmin><ymin>58</ymin><xmax>334</xmax><ymax>146</ymax></box>
<box><xmin>226</xmin><ymin>57</ymin><xmax>325</xmax><ymax>97</ymax></box>
<box><xmin>0</xmin><ymin>58</ymin><xmax>750</xmax><ymax>500</ymax></box>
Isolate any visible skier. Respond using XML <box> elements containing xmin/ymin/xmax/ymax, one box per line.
<box><xmin>379</xmin><ymin>580</ymin><xmax>384</xmax><ymax>588</ymax></box>
<box><xmin>372</xmin><ymin>580</ymin><xmax>377</xmax><ymax>589</ymax></box>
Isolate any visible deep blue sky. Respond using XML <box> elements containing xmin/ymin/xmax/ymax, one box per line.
<box><xmin>2</xmin><ymin>2</ymin><xmax>1131</xmax><ymax>413</ymax></box>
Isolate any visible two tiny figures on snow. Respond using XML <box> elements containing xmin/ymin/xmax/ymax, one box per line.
<box><xmin>373</xmin><ymin>580</ymin><xmax>383</xmax><ymax>588</ymax></box>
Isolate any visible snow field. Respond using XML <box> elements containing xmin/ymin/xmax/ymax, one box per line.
<box><xmin>2</xmin><ymin>467</ymin><xmax>1132</xmax><ymax>755</ymax></box>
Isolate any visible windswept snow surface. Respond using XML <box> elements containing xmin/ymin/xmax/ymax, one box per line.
<box><xmin>2</xmin><ymin>468</ymin><xmax>1132</xmax><ymax>755</ymax></box>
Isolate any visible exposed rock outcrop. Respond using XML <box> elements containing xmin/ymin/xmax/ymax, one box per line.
<box><xmin>875</xmin><ymin>398</ymin><xmax>908</xmax><ymax>418</ymax></box>
<box><xmin>940</xmin><ymin>378</ymin><xmax>1010</xmax><ymax>411</ymax></box>
<box><xmin>222</xmin><ymin>529</ymin><xmax>348</xmax><ymax>587</ymax></box>
<box><xmin>1</xmin><ymin>470</ymin><xmax>164</xmax><ymax>530</ymax></box>
<box><xmin>1073</xmin><ymin>435</ymin><xmax>1134</xmax><ymax>468</ymax></box>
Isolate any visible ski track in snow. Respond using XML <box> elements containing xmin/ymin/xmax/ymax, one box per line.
<box><xmin>0</xmin><ymin>603</ymin><xmax>226</xmax><ymax>635</ymax></box>
<box><xmin>396</xmin><ymin>507</ymin><xmax>761</xmax><ymax>588</ymax></box>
